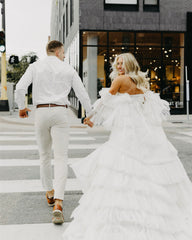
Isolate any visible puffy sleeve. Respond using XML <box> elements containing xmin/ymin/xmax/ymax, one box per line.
<box><xmin>87</xmin><ymin>88</ymin><xmax>116</xmax><ymax>126</ymax></box>
<box><xmin>143</xmin><ymin>91</ymin><xmax>170</xmax><ymax>123</ymax></box>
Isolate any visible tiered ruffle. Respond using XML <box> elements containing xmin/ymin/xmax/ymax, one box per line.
<box><xmin>63</xmin><ymin>90</ymin><xmax>192</xmax><ymax>240</ymax></box>
<box><xmin>63</xmin><ymin>141</ymin><xmax>192</xmax><ymax>240</ymax></box>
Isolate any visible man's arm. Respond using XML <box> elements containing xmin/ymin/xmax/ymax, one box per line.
<box><xmin>71</xmin><ymin>71</ymin><xmax>92</xmax><ymax>115</ymax></box>
<box><xmin>15</xmin><ymin>65</ymin><xmax>33</xmax><ymax>118</ymax></box>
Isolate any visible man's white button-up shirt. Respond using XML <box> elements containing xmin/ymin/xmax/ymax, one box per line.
<box><xmin>15</xmin><ymin>56</ymin><xmax>92</xmax><ymax>115</ymax></box>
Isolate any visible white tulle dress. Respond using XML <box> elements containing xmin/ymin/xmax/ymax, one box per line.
<box><xmin>63</xmin><ymin>89</ymin><xmax>192</xmax><ymax>240</ymax></box>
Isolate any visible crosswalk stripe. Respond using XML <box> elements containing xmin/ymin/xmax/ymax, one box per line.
<box><xmin>0</xmin><ymin>144</ymin><xmax>101</xmax><ymax>151</ymax></box>
<box><xmin>0</xmin><ymin>158</ymin><xmax>81</xmax><ymax>167</ymax></box>
<box><xmin>179</xmin><ymin>131</ymin><xmax>192</xmax><ymax>137</ymax></box>
<box><xmin>0</xmin><ymin>136</ymin><xmax>95</xmax><ymax>141</ymax></box>
<box><xmin>0</xmin><ymin>131</ymin><xmax>88</xmax><ymax>135</ymax></box>
<box><xmin>0</xmin><ymin>179</ymin><xmax>82</xmax><ymax>193</ymax></box>
<box><xmin>172</xmin><ymin>136</ymin><xmax>192</xmax><ymax>144</ymax></box>
<box><xmin>0</xmin><ymin>223</ymin><xmax>69</xmax><ymax>240</ymax></box>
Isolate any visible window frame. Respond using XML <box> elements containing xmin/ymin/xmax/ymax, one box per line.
<box><xmin>66</xmin><ymin>1</ymin><xmax>69</xmax><ymax>37</ymax></box>
<box><xmin>104</xmin><ymin>0</ymin><xmax>139</xmax><ymax>11</ymax></box>
<box><xmin>143</xmin><ymin>0</ymin><xmax>159</xmax><ymax>12</ymax></box>
<box><xmin>70</xmin><ymin>0</ymin><xmax>74</xmax><ymax>27</ymax></box>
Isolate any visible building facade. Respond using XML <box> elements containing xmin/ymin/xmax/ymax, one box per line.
<box><xmin>51</xmin><ymin>0</ymin><xmax>192</xmax><ymax>116</ymax></box>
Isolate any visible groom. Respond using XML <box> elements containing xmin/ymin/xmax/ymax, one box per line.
<box><xmin>15</xmin><ymin>40</ymin><xmax>92</xmax><ymax>224</ymax></box>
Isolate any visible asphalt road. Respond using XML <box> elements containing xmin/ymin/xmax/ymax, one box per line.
<box><xmin>0</xmin><ymin>112</ymin><xmax>192</xmax><ymax>240</ymax></box>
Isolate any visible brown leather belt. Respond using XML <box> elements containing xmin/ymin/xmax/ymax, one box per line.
<box><xmin>36</xmin><ymin>104</ymin><xmax>68</xmax><ymax>108</ymax></box>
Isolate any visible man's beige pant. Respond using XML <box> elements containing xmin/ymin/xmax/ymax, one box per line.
<box><xmin>35</xmin><ymin>107</ymin><xmax>69</xmax><ymax>200</ymax></box>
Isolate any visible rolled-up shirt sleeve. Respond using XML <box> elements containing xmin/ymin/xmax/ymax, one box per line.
<box><xmin>15</xmin><ymin>65</ymin><xmax>33</xmax><ymax>110</ymax></box>
<box><xmin>72</xmin><ymin>71</ymin><xmax>92</xmax><ymax>115</ymax></box>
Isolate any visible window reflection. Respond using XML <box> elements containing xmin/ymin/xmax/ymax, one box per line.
<box><xmin>109</xmin><ymin>32</ymin><xmax>134</xmax><ymax>46</ymax></box>
<box><xmin>136</xmin><ymin>47</ymin><xmax>162</xmax><ymax>93</ymax></box>
<box><xmin>136</xmin><ymin>32</ymin><xmax>161</xmax><ymax>46</ymax></box>
<box><xmin>161</xmin><ymin>48</ymin><xmax>184</xmax><ymax>108</ymax></box>
<box><xmin>82</xmin><ymin>31</ymin><xmax>185</xmax><ymax>109</ymax></box>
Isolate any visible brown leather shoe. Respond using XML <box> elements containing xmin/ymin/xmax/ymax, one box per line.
<box><xmin>52</xmin><ymin>204</ymin><xmax>64</xmax><ymax>224</ymax></box>
<box><xmin>46</xmin><ymin>190</ymin><xmax>55</xmax><ymax>207</ymax></box>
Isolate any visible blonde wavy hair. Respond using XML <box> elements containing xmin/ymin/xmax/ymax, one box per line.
<box><xmin>110</xmin><ymin>53</ymin><xmax>150</xmax><ymax>91</ymax></box>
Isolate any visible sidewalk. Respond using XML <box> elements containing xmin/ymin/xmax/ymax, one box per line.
<box><xmin>0</xmin><ymin>106</ymin><xmax>192</xmax><ymax>129</ymax></box>
<box><xmin>163</xmin><ymin>114</ymin><xmax>192</xmax><ymax>128</ymax></box>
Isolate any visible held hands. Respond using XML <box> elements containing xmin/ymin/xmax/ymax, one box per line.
<box><xmin>19</xmin><ymin>108</ymin><xmax>31</xmax><ymax>118</ymax></box>
<box><xmin>83</xmin><ymin>117</ymin><xmax>94</xmax><ymax>128</ymax></box>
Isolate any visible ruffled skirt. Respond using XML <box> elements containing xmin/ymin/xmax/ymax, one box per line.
<box><xmin>63</xmin><ymin>126</ymin><xmax>192</xmax><ymax>240</ymax></box>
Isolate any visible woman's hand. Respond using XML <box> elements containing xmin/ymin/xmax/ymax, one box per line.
<box><xmin>84</xmin><ymin>117</ymin><xmax>94</xmax><ymax>128</ymax></box>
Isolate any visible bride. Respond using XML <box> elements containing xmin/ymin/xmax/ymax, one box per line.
<box><xmin>63</xmin><ymin>53</ymin><xmax>192</xmax><ymax>239</ymax></box>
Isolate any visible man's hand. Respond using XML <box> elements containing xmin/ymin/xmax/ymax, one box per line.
<box><xmin>19</xmin><ymin>108</ymin><xmax>31</xmax><ymax>118</ymax></box>
<box><xmin>83</xmin><ymin>117</ymin><xmax>94</xmax><ymax>128</ymax></box>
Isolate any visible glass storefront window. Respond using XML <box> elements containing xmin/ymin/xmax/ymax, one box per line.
<box><xmin>109</xmin><ymin>32</ymin><xmax>134</xmax><ymax>46</ymax></box>
<box><xmin>82</xmin><ymin>32</ymin><xmax>107</xmax><ymax>46</ymax></box>
<box><xmin>136</xmin><ymin>32</ymin><xmax>161</xmax><ymax>46</ymax></box>
<box><xmin>163</xmin><ymin>33</ymin><xmax>184</xmax><ymax>47</ymax></box>
<box><xmin>135</xmin><ymin>47</ymin><xmax>162</xmax><ymax>93</ymax></box>
<box><xmin>161</xmin><ymin>47</ymin><xmax>184</xmax><ymax>108</ymax></box>
<box><xmin>109</xmin><ymin>46</ymin><xmax>134</xmax><ymax>65</ymax></box>
<box><xmin>81</xmin><ymin>31</ymin><xmax>185</xmax><ymax>111</ymax></box>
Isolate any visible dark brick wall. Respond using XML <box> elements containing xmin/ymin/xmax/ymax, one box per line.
<box><xmin>79</xmin><ymin>0</ymin><xmax>192</xmax><ymax>31</ymax></box>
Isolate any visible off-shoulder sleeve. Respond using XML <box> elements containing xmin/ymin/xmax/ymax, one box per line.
<box><xmin>87</xmin><ymin>88</ymin><xmax>116</xmax><ymax>126</ymax></box>
<box><xmin>143</xmin><ymin>91</ymin><xmax>170</xmax><ymax>123</ymax></box>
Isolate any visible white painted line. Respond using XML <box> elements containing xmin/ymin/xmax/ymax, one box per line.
<box><xmin>0</xmin><ymin>144</ymin><xmax>100</xmax><ymax>151</ymax></box>
<box><xmin>0</xmin><ymin>136</ymin><xmax>36</xmax><ymax>141</ymax></box>
<box><xmin>0</xmin><ymin>131</ymin><xmax>88</xmax><ymax>135</ymax></box>
<box><xmin>180</xmin><ymin>131</ymin><xmax>192</xmax><ymax>137</ymax></box>
<box><xmin>70</xmin><ymin>131</ymin><xmax>88</xmax><ymax>135</ymax></box>
<box><xmin>0</xmin><ymin>132</ymin><xmax>34</xmax><ymax>135</ymax></box>
<box><xmin>0</xmin><ymin>178</ymin><xmax>82</xmax><ymax>193</ymax></box>
<box><xmin>0</xmin><ymin>136</ymin><xmax>95</xmax><ymax>141</ymax></box>
<box><xmin>70</xmin><ymin>137</ymin><xmax>95</xmax><ymax>141</ymax></box>
<box><xmin>0</xmin><ymin>158</ymin><xmax>81</xmax><ymax>167</ymax></box>
<box><xmin>0</xmin><ymin>223</ymin><xmax>69</xmax><ymax>240</ymax></box>
<box><xmin>173</xmin><ymin>136</ymin><xmax>192</xmax><ymax>144</ymax></box>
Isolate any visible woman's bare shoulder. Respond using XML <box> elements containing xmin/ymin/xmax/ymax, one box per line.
<box><xmin>114</xmin><ymin>75</ymin><xmax>130</xmax><ymax>82</ymax></box>
<box><xmin>114</xmin><ymin>75</ymin><xmax>132</xmax><ymax>83</ymax></box>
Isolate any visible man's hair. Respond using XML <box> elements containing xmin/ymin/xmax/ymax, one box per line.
<box><xmin>46</xmin><ymin>40</ymin><xmax>63</xmax><ymax>54</ymax></box>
